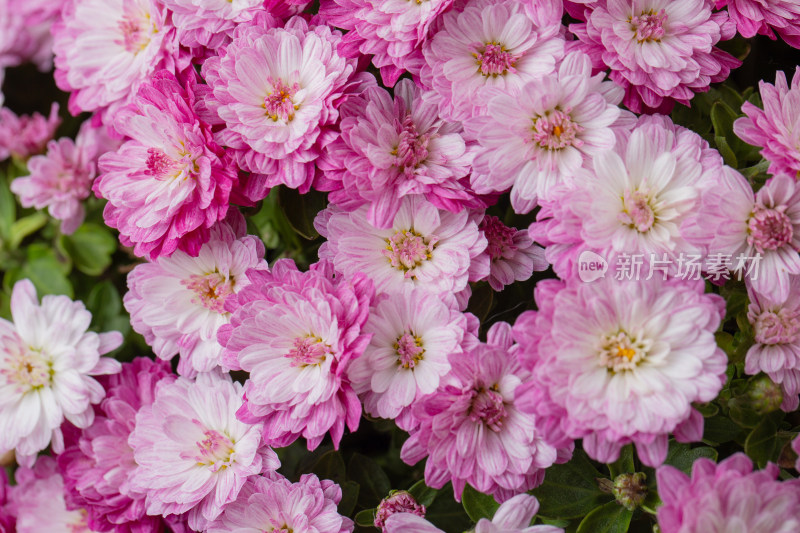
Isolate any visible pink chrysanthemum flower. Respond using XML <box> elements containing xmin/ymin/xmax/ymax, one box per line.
<box><xmin>320</xmin><ymin>78</ymin><xmax>481</xmax><ymax>229</ymax></box>
<box><xmin>419</xmin><ymin>0</ymin><xmax>564</xmax><ymax>122</ymax></box>
<box><xmin>317</xmin><ymin>197</ymin><xmax>487</xmax><ymax>302</ymax></box>
<box><xmin>385</xmin><ymin>493</ymin><xmax>564</xmax><ymax>533</ymax></box>
<box><xmin>734</xmin><ymin>68</ymin><xmax>800</xmax><ymax>179</ymax></box>
<box><xmin>219</xmin><ymin>259</ymin><xmax>373</xmax><ymax>450</ymax></box>
<box><xmin>745</xmin><ymin>276</ymin><xmax>800</xmax><ymax>411</ymax></box>
<box><xmin>656</xmin><ymin>453</ymin><xmax>800</xmax><ymax>532</ymax></box>
<box><xmin>0</xmin><ymin>103</ymin><xmax>60</xmax><ymax>161</ymax></box>
<box><xmin>11</xmin><ymin>121</ymin><xmax>119</xmax><ymax>234</ymax></box>
<box><xmin>0</xmin><ymin>279</ymin><xmax>122</xmax><ymax>467</ymax></box>
<box><xmin>94</xmin><ymin>70</ymin><xmax>238</xmax><ymax>260</ymax></box>
<box><xmin>716</xmin><ymin>0</ymin><xmax>800</xmax><ymax>47</ymax></box>
<box><xmin>513</xmin><ymin>275</ymin><xmax>727</xmax><ymax>467</ymax></box>
<box><xmin>318</xmin><ymin>0</ymin><xmax>450</xmax><ymax>87</ymax></box>
<box><xmin>0</xmin><ymin>0</ymin><xmax>62</xmax><ymax>94</ymax></box>
<box><xmin>129</xmin><ymin>371</ymin><xmax>280</xmax><ymax>531</ymax></box>
<box><xmin>693</xmin><ymin>170</ymin><xmax>800</xmax><ymax>303</ymax></box>
<box><xmin>53</xmin><ymin>0</ymin><xmax>181</xmax><ymax>119</ymax></box>
<box><xmin>205</xmin><ymin>474</ymin><xmax>354</xmax><ymax>533</ymax></box>
<box><xmin>9</xmin><ymin>456</ymin><xmax>95</xmax><ymax>532</ymax></box>
<box><xmin>348</xmin><ymin>288</ymin><xmax>466</xmax><ymax>430</ymax></box>
<box><xmin>202</xmin><ymin>15</ymin><xmax>364</xmax><ymax>195</ymax></box>
<box><xmin>530</xmin><ymin>114</ymin><xmax>724</xmax><ymax>277</ymax></box>
<box><xmin>467</xmin><ymin>50</ymin><xmax>627</xmax><ymax>212</ymax></box>
<box><xmin>401</xmin><ymin>323</ymin><xmax>564</xmax><ymax>502</ymax></box>
<box><xmin>374</xmin><ymin>491</ymin><xmax>426</xmax><ymax>532</ymax></box>
<box><xmin>124</xmin><ymin>216</ymin><xmax>266</xmax><ymax>376</ymax></box>
<box><xmin>0</xmin><ymin>468</ymin><xmax>14</xmax><ymax>532</ymax></box>
<box><xmin>58</xmin><ymin>358</ymin><xmax>178</xmax><ymax>533</ymax></box>
<box><xmin>570</xmin><ymin>0</ymin><xmax>740</xmax><ymax>113</ymax></box>
<box><xmin>473</xmin><ymin>215</ymin><xmax>548</xmax><ymax>291</ymax></box>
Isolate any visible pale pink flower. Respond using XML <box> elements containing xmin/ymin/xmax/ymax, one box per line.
<box><xmin>0</xmin><ymin>0</ymin><xmax>62</xmax><ymax>86</ymax></box>
<box><xmin>0</xmin><ymin>103</ymin><xmax>60</xmax><ymax>161</ymax></box>
<box><xmin>129</xmin><ymin>371</ymin><xmax>280</xmax><ymax>531</ymax></box>
<box><xmin>0</xmin><ymin>279</ymin><xmax>122</xmax><ymax>467</ymax></box>
<box><xmin>570</xmin><ymin>0</ymin><xmax>740</xmax><ymax>113</ymax></box>
<box><xmin>12</xmin><ymin>121</ymin><xmax>119</xmax><ymax>234</ymax></box>
<box><xmin>204</xmin><ymin>474</ymin><xmax>354</xmax><ymax>533</ymax></box>
<box><xmin>734</xmin><ymin>68</ymin><xmax>800</xmax><ymax>179</ymax></box>
<box><xmin>467</xmin><ymin>50</ymin><xmax>627</xmax><ymax>212</ymax></box>
<box><xmin>320</xmin><ymin>78</ymin><xmax>481</xmax><ymax>229</ymax></box>
<box><xmin>348</xmin><ymin>288</ymin><xmax>466</xmax><ymax>430</ymax></box>
<box><xmin>746</xmin><ymin>276</ymin><xmax>800</xmax><ymax>411</ymax></box>
<box><xmin>57</xmin><ymin>357</ymin><xmax>179</xmax><ymax>533</ymax></box>
<box><xmin>219</xmin><ymin>259</ymin><xmax>373</xmax><ymax>450</ymax></box>
<box><xmin>401</xmin><ymin>323</ymin><xmax>565</xmax><ymax>502</ymax></box>
<box><xmin>124</xmin><ymin>215</ymin><xmax>266</xmax><ymax>376</ymax></box>
<box><xmin>474</xmin><ymin>215</ymin><xmax>548</xmax><ymax>291</ymax></box>
<box><xmin>201</xmin><ymin>14</ymin><xmax>364</xmax><ymax>195</ymax></box>
<box><xmin>375</xmin><ymin>491</ymin><xmax>426</xmax><ymax>532</ymax></box>
<box><xmin>94</xmin><ymin>70</ymin><xmax>238</xmax><ymax>260</ymax></box>
<box><xmin>316</xmin><ymin>197</ymin><xmax>487</xmax><ymax>302</ymax></box>
<box><xmin>657</xmin><ymin>453</ymin><xmax>800</xmax><ymax>532</ymax></box>
<box><xmin>419</xmin><ymin>0</ymin><xmax>564</xmax><ymax>122</ymax></box>
<box><xmin>716</xmin><ymin>0</ymin><xmax>800</xmax><ymax>47</ymax></box>
<box><xmin>513</xmin><ymin>275</ymin><xmax>727</xmax><ymax>467</ymax></box>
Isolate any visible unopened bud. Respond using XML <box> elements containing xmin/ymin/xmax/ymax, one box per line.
<box><xmin>612</xmin><ymin>472</ymin><xmax>648</xmax><ymax>511</ymax></box>
<box><xmin>374</xmin><ymin>490</ymin><xmax>426</xmax><ymax>532</ymax></box>
<box><xmin>746</xmin><ymin>374</ymin><xmax>783</xmax><ymax>414</ymax></box>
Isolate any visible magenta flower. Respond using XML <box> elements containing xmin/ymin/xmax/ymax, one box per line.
<box><xmin>716</xmin><ymin>0</ymin><xmax>800</xmax><ymax>47</ymax></box>
<box><xmin>473</xmin><ymin>215</ymin><xmax>548</xmax><ymax>291</ymax></box>
<box><xmin>0</xmin><ymin>468</ymin><xmax>13</xmax><ymax>532</ymax></box>
<box><xmin>219</xmin><ymin>259</ymin><xmax>373</xmax><ymax>450</ymax></box>
<box><xmin>348</xmin><ymin>287</ymin><xmax>467</xmax><ymax>430</ymax></box>
<box><xmin>124</xmin><ymin>215</ymin><xmax>267</xmax><ymax>376</ymax></box>
<box><xmin>94</xmin><ymin>70</ymin><xmax>238</xmax><ymax>260</ymax></box>
<box><xmin>0</xmin><ymin>279</ymin><xmax>122</xmax><ymax>467</ymax></box>
<box><xmin>734</xmin><ymin>68</ymin><xmax>800</xmax><ymax>179</ymax></box>
<box><xmin>375</xmin><ymin>491</ymin><xmax>426</xmax><ymax>532</ymax></box>
<box><xmin>129</xmin><ymin>372</ymin><xmax>280</xmax><ymax>531</ymax></box>
<box><xmin>657</xmin><ymin>453</ymin><xmax>800</xmax><ymax>532</ymax></box>
<box><xmin>467</xmin><ymin>50</ymin><xmax>627</xmax><ymax>212</ymax></box>
<box><xmin>53</xmin><ymin>0</ymin><xmax>182</xmax><ymax>120</ymax></box>
<box><xmin>12</xmin><ymin>121</ymin><xmax>119</xmax><ymax>234</ymax></box>
<box><xmin>570</xmin><ymin>0</ymin><xmax>740</xmax><ymax>113</ymax></box>
<box><xmin>205</xmin><ymin>474</ymin><xmax>354</xmax><ymax>533</ymax></box>
<box><xmin>57</xmin><ymin>357</ymin><xmax>178</xmax><ymax>533</ymax></box>
<box><xmin>0</xmin><ymin>103</ymin><xmax>60</xmax><ymax>161</ymax></box>
<box><xmin>401</xmin><ymin>323</ymin><xmax>565</xmax><ymax>502</ymax></box>
<box><xmin>419</xmin><ymin>0</ymin><xmax>564</xmax><ymax>122</ymax></box>
<box><xmin>320</xmin><ymin>77</ymin><xmax>481</xmax><ymax>229</ymax></box>
<box><xmin>202</xmin><ymin>14</ymin><xmax>364</xmax><ymax>195</ymax></box>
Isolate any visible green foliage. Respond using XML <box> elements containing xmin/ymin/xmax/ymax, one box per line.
<box><xmin>532</xmin><ymin>449</ymin><xmax>613</xmax><ymax>519</ymax></box>
<box><xmin>461</xmin><ymin>484</ymin><xmax>500</xmax><ymax>523</ymax></box>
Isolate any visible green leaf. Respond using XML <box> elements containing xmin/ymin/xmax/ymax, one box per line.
<box><xmin>408</xmin><ymin>480</ymin><xmax>439</xmax><ymax>507</ymax></box>
<box><xmin>85</xmin><ymin>281</ymin><xmax>126</xmax><ymax>333</ymax></box>
<box><xmin>279</xmin><ymin>186</ymin><xmax>328</xmax><ymax>240</ymax></box>
<box><xmin>466</xmin><ymin>282</ymin><xmax>494</xmax><ymax>323</ymax></box>
<box><xmin>575</xmin><ymin>501</ymin><xmax>633</xmax><ymax>533</ymax></box>
<box><xmin>663</xmin><ymin>443</ymin><xmax>718</xmax><ymax>474</ymax></box>
<box><xmin>532</xmin><ymin>449</ymin><xmax>612</xmax><ymax>519</ymax></box>
<box><xmin>355</xmin><ymin>509</ymin><xmax>376</xmax><ymax>528</ymax></box>
<box><xmin>347</xmin><ymin>453</ymin><xmax>392</xmax><ymax>508</ymax></box>
<box><xmin>0</xmin><ymin>172</ymin><xmax>15</xmax><ymax>241</ymax></box>
<box><xmin>745</xmin><ymin>411</ymin><xmax>784</xmax><ymax>468</ymax></box>
<box><xmin>714</xmin><ymin>135</ymin><xmax>738</xmax><ymax>168</ymax></box>
<box><xmin>462</xmin><ymin>484</ymin><xmax>500</xmax><ymax>523</ymax></box>
<box><xmin>710</xmin><ymin>100</ymin><xmax>738</xmax><ymax>140</ymax></box>
<box><xmin>296</xmin><ymin>449</ymin><xmax>347</xmax><ymax>485</ymax></box>
<box><xmin>338</xmin><ymin>480</ymin><xmax>359</xmax><ymax>517</ymax></box>
<box><xmin>4</xmin><ymin>243</ymin><xmax>73</xmax><ymax>298</ymax></box>
<box><xmin>425</xmin><ymin>483</ymin><xmax>472</xmax><ymax>533</ymax></box>
<box><xmin>8</xmin><ymin>212</ymin><xmax>48</xmax><ymax>249</ymax></box>
<box><xmin>59</xmin><ymin>223</ymin><xmax>117</xmax><ymax>276</ymax></box>
<box><xmin>608</xmin><ymin>445</ymin><xmax>635</xmax><ymax>478</ymax></box>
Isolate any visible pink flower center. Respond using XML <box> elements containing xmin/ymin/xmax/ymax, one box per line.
<box><xmin>0</xmin><ymin>334</ymin><xmax>52</xmax><ymax>392</ymax></box>
<box><xmin>747</xmin><ymin>204</ymin><xmax>795</xmax><ymax>253</ymax></box>
<box><xmin>264</xmin><ymin>78</ymin><xmax>300</xmax><ymax>122</ymax></box>
<box><xmin>144</xmin><ymin>148</ymin><xmax>176</xmax><ymax>178</ymax></box>
<box><xmin>267</xmin><ymin>522</ymin><xmax>293</xmax><ymax>532</ymax></box>
<box><xmin>754</xmin><ymin>308</ymin><xmax>800</xmax><ymax>345</ymax></box>
<box><xmin>118</xmin><ymin>15</ymin><xmax>152</xmax><ymax>53</ymax></box>
<box><xmin>480</xmin><ymin>215</ymin><xmax>518</xmax><ymax>260</ymax></box>
<box><xmin>473</xmin><ymin>42</ymin><xmax>519</xmax><ymax>77</ymax></box>
<box><xmin>375</xmin><ymin>491</ymin><xmax>426</xmax><ymax>530</ymax></box>
<box><xmin>630</xmin><ymin>10</ymin><xmax>668</xmax><ymax>43</ymax></box>
<box><xmin>183</xmin><ymin>272</ymin><xmax>235</xmax><ymax>314</ymax></box>
<box><xmin>598</xmin><ymin>330</ymin><xmax>651</xmax><ymax>372</ymax></box>
<box><xmin>67</xmin><ymin>510</ymin><xmax>91</xmax><ymax>533</ymax></box>
<box><xmin>192</xmin><ymin>429</ymin><xmax>235</xmax><ymax>472</ymax></box>
<box><xmin>531</xmin><ymin>109</ymin><xmax>585</xmax><ymax>150</ymax></box>
<box><xmin>286</xmin><ymin>336</ymin><xmax>332</xmax><ymax>367</ymax></box>
<box><xmin>395</xmin><ymin>332</ymin><xmax>425</xmax><ymax>369</ymax></box>
<box><xmin>393</xmin><ymin>116</ymin><xmax>431</xmax><ymax>174</ymax></box>
<box><xmin>382</xmin><ymin>229</ymin><xmax>438</xmax><ymax>277</ymax></box>
<box><xmin>469</xmin><ymin>387</ymin><xmax>507</xmax><ymax>432</ymax></box>
<box><xmin>619</xmin><ymin>189</ymin><xmax>656</xmax><ymax>232</ymax></box>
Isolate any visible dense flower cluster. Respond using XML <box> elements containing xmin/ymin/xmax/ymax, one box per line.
<box><xmin>3</xmin><ymin>0</ymin><xmax>800</xmax><ymax>530</ymax></box>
